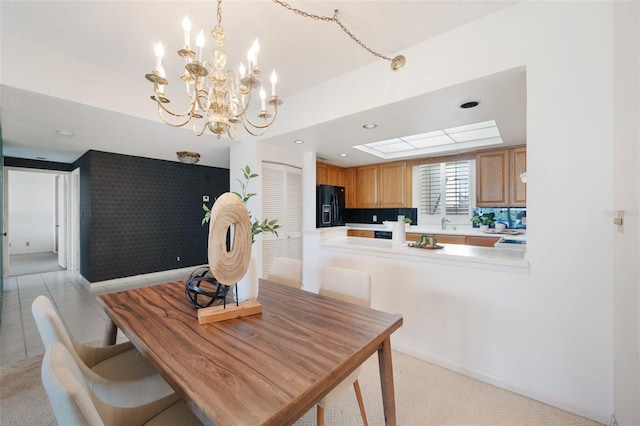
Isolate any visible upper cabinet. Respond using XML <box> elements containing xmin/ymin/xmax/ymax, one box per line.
<box><xmin>345</xmin><ymin>167</ymin><xmax>358</xmax><ymax>208</ymax></box>
<box><xmin>379</xmin><ymin>162</ymin><xmax>412</xmax><ymax>208</ymax></box>
<box><xmin>355</xmin><ymin>164</ymin><xmax>379</xmax><ymax>207</ymax></box>
<box><xmin>353</xmin><ymin>161</ymin><xmax>412</xmax><ymax>208</ymax></box>
<box><xmin>476</xmin><ymin>146</ymin><xmax>526</xmax><ymax>207</ymax></box>
<box><xmin>316</xmin><ymin>163</ymin><xmax>345</xmax><ymax>187</ymax></box>
<box><xmin>510</xmin><ymin>146</ymin><xmax>527</xmax><ymax>207</ymax></box>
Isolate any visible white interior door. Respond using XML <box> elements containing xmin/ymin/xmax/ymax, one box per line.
<box><xmin>56</xmin><ymin>175</ymin><xmax>67</xmax><ymax>269</ymax></box>
<box><xmin>71</xmin><ymin>169</ymin><xmax>80</xmax><ymax>272</ymax></box>
<box><xmin>261</xmin><ymin>163</ymin><xmax>302</xmax><ymax>277</ymax></box>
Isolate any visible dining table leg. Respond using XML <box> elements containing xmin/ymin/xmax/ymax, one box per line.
<box><xmin>378</xmin><ymin>337</ymin><xmax>397</xmax><ymax>426</ymax></box>
<box><xmin>103</xmin><ymin>319</ymin><xmax>118</xmax><ymax>346</ymax></box>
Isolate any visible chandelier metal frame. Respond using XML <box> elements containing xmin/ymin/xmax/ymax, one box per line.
<box><xmin>145</xmin><ymin>0</ymin><xmax>282</xmax><ymax>139</ymax></box>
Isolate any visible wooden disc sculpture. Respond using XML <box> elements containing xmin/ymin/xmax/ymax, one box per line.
<box><xmin>207</xmin><ymin>192</ymin><xmax>252</xmax><ymax>286</ymax></box>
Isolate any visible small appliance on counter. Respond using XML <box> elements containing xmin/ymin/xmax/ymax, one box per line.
<box><xmin>316</xmin><ymin>185</ymin><xmax>345</xmax><ymax>228</ymax></box>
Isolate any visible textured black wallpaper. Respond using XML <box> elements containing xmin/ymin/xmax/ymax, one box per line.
<box><xmin>73</xmin><ymin>151</ymin><xmax>229</xmax><ymax>282</ymax></box>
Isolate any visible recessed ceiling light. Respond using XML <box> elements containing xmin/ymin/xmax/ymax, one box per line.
<box><xmin>338</xmin><ymin>153</ymin><xmax>347</xmax><ymax>157</ymax></box>
<box><xmin>362</xmin><ymin>123</ymin><xmax>377</xmax><ymax>129</ymax></box>
<box><xmin>460</xmin><ymin>101</ymin><xmax>480</xmax><ymax>109</ymax></box>
<box><xmin>56</xmin><ymin>129</ymin><xmax>74</xmax><ymax>136</ymax></box>
<box><xmin>294</xmin><ymin>140</ymin><xmax>304</xmax><ymax>144</ymax></box>
<box><xmin>35</xmin><ymin>157</ymin><xmax>47</xmax><ymax>160</ymax></box>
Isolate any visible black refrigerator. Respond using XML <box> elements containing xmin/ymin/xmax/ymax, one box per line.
<box><xmin>316</xmin><ymin>185</ymin><xmax>345</xmax><ymax>227</ymax></box>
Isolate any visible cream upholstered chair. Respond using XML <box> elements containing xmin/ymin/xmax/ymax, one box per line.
<box><xmin>31</xmin><ymin>295</ymin><xmax>168</xmax><ymax>384</ymax></box>
<box><xmin>266</xmin><ymin>257</ymin><xmax>303</xmax><ymax>289</ymax></box>
<box><xmin>42</xmin><ymin>341</ymin><xmax>202</xmax><ymax>426</ymax></box>
<box><xmin>317</xmin><ymin>266</ymin><xmax>371</xmax><ymax>426</ymax></box>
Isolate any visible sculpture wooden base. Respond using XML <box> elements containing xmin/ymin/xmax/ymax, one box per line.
<box><xmin>197</xmin><ymin>300</ymin><xmax>262</xmax><ymax>324</ymax></box>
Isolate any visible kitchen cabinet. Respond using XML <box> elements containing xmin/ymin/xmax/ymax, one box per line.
<box><xmin>356</xmin><ymin>164</ymin><xmax>379</xmax><ymax>207</ymax></box>
<box><xmin>466</xmin><ymin>236</ymin><xmax>501</xmax><ymax>247</ymax></box>
<box><xmin>355</xmin><ymin>161</ymin><xmax>411</xmax><ymax>208</ymax></box>
<box><xmin>476</xmin><ymin>146</ymin><xmax>526</xmax><ymax>207</ymax></box>
<box><xmin>406</xmin><ymin>233</ymin><xmax>500</xmax><ymax>247</ymax></box>
<box><xmin>345</xmin><ymin>167</ymin><xmax>358</xmax><ymax>208</ymax></box>
<box><xmin>510</xmin><ymin>146</ymin><xmax>527</xmax><ymax>207</ymax></box>
<box><xmin>347</xmin><ymin>229</ymin><xmax>375</xmax><ymax>238</ymax></box>
<box><xmin>434</xmin><ymin>234</ymin><xmax>467</xmax><ymax>245</ymax></box>
<box><xmin>380</xmin><ymin>162</ymin><xmax>411</xmax><ymax>207</ymax></box>
<box><xmin>316</xmin><ymin>163</ymin><xmax>345</xmax><ymax>187</ymax></box>
<box><xmin>316</xmin><ymin>163</ymin><xmax>328</xmax><ymax>185</ymax></box>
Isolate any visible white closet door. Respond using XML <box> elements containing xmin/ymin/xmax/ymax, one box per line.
<box><xmin>261</xmin><ymin>162</ymin><xmax>302</xmax><ymax>277</ymax></box>
<box><xmin>285</xmin><ymin>167</ymin><xmax>303</xmax><ymax>260</ymax></box>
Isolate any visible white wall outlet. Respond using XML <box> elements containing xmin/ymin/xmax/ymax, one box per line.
<box><xmin>203</xmin><ymin>195</ymin><xmax>210</xmax><ymax>202</ymax></box>
<box><xmin>176</xmin><ymin>256</ymin><xmax>181</xmax><ymax>262</ymax></box>
<box><xmin>373</xmin><ymin>215</ymin><xmax>377</xmax><ymax>222</ymax></box>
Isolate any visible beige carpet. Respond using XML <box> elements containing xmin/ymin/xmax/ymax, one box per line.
<box><xmin>0</xmin><ymin>351</ymin><xmax>602</xmax><ymax>425</ymax></box>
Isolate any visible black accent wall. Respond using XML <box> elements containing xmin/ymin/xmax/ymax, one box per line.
<box><xmin>73</xmin><ymin>151</ymin><xmax>229</xmax><ymax>283</ymax></box>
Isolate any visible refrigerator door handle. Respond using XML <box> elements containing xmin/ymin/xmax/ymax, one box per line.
<box><xmin>332</xmin><ymin>193</ymin><xmax>338</xmax><ymax>226</ymax></box>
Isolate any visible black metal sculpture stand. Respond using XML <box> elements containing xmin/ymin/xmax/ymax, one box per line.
<box><xmin>185</xmin><ymin>266</ymin><xmax>239</xmax><ymax>309</ymax></box>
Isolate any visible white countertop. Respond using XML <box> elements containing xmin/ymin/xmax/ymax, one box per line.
<box><xmin>316</xmin><ymin>231</ymin><xmax>529</xmax><ymax>272</ymax></box>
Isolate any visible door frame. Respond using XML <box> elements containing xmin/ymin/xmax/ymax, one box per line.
<box><xmin>3</xmin><ymin>167</ymin><xmax>77</xmax><ymax>276</ymax></box>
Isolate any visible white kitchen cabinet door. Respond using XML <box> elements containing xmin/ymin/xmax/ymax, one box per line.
<box><xmin>261</xmin><ymin>163</ymin><xmax>302</xmax><ymax>278</ymax></box>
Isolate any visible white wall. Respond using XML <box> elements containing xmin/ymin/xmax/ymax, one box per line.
<box><xmin>295</xmin><ymin>1</ymin><xmax>635</xmax><ymax>423</ymax></box>
<box><xmin>8</xmin><ymin>170</ymin><xmax>56</xmax><ymax>254</ymax></box>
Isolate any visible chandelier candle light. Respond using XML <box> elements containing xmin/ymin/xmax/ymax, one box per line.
<box><xmin>145</xmin><ymin>0</ymin><xmax>282</xmax><ymax>138</ymax></box>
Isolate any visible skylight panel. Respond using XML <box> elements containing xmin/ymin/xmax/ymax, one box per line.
<box><xmin>353</xmin><ymin>120</ymin><xmax>503</xmax><ymax>160</ymax></box>
<box><xmin>447</xmin><ymin>126</ymin><xmax>500</xmax><ymax>143</ymax></box>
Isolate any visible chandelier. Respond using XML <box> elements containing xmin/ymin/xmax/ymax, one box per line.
<box><xmin>145</xmin><ymin>0</ymin><xmax>282</xmax><ymax>139</ymax></box>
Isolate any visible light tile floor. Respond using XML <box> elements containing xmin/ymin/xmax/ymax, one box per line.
<box><xmin>0</xmin><ymin>269</ymin><xmax>189</xmax><ymax>367</ymax></box>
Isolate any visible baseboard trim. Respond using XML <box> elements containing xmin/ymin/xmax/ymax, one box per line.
<box><xmin>392</xmin><ymin>343</ymin><xmax>611</xmax><ymax>425</ymax></box>
<box><xmin>80</xmin><ymin>265</ymin><xmax>207</xmax><ymax>288</ymax></box>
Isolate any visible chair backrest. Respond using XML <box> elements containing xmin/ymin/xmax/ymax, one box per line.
<box><xmin>31</xmin><ymin>295</ymin><xmax>87</xmax><ymax>365</ymax></box>
<box><xmin>266</xmin><ymin>257</ymin><xmax>303</xmax><ymax>289</ymax></box>
<box><xmin>319</xmin><ymin>266</ymin><xmax>371</xmax><ymax>308</ymax></box>
<box><xmin>42</xmin><ymin>341</ymin><xmax>105</xmax><ymax>425</ymax></box>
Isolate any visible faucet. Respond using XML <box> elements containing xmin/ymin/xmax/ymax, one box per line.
<box><xmin>441</xmin><ymin>217</ymin><xmax>451</xmax><ymax>230</ymax></box>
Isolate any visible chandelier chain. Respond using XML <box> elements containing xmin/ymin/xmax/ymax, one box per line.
<box><xmin>272</xmin><ymin>0</ymin><xmax>392</xmax><ymax>62</ymax></box>
<box><xmin>216</xmin><ymin>0</ymin><xmax>223</xmax><ymax>29</ymax></box>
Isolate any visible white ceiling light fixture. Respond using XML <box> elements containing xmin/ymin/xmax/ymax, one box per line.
<box><xmin>353</xmin><ymin>120</ymin><xmax>504</xmax><ymax>160</ymax></box>
<box><xmin>362</xmin><ymin>123</ymin><xmax>377</xmax><ymax>129</ymax></box>
<box><xmin>294</xmin><ymin>139</ymin><xmax>304</xmax><ymax>144</ymax></box>
<box><xmin>56</xmin><ymin>129</ymin><xmax>74</xmax><ymax>137</ymax></box>
<box><xmin>145</xmin><ymin>0</ymin><xmax>282</xmax><ymax>139</ymax></box>
<box><xmin>176</xmin><ymin>151</ymin><xmax>201</xmax><ymax>164</ymax></box>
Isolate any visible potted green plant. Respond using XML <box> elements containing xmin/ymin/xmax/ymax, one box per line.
<box><xmin>471</xmin><ymin>212</ymin><xmax>495</xmax><ymax>230</ymax></box>
<box><xmin>202</xmin><ymin>165</ymin><xmax>280</xmax><ymax>243</ymax></box>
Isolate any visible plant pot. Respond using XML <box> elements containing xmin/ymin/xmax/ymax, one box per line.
<box><xmin>480</xmin><ymin>224</ymin><xmax>489</xmax><ymax>231</ymax></box>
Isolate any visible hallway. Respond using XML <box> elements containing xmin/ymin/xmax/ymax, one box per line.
<box><xmin>8</xmin><ymin>252</ymin><xmax>64</xmax><ymax>277</ymax></box>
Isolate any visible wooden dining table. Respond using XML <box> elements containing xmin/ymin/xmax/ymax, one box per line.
<box><xmin>97</xmin><ymin>279</ymin><xmax>403</xmax><ymax>425</ymax></box>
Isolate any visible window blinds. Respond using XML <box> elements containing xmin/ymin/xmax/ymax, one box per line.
<box><xmin>418</xmin><ymin>160</ymin><xmax>470</xmax><ymax>216</ymax></box>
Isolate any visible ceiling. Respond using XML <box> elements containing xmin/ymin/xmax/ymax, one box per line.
<box><xmin>0</xmin><ymin>0</ymin><xmax>524</xmax><ymax>169</ymax></box>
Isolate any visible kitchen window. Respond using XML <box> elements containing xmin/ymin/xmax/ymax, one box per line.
<box><xmin>414</xmin><ymin>160</ymin><xmax>475</xmax><ymax>225</ymax></box>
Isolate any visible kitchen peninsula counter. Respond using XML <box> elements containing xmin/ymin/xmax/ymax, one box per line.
<box><xmin>315</xmin><ymin>228</ymin><xmax>529</xmax><ymax>273</ymax></box>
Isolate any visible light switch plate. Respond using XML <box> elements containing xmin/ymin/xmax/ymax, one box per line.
<box><xmin>203</xmin><ymin>195</ymin><xmax>210</xmax><ymax>202</ymax></box>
